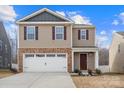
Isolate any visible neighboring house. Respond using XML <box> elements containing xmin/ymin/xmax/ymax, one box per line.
<box><xmin>0</xmin><ymin>22</ymin><xmax>11</xmax><ymax>69</ymax></box>
<box><xmin>109</xmin><ymin>32</ymin><xmax>124</xmax><ymax>73</ymax></box>
<box><xmin>16</xmin><ymin>8</ymin><xmax>98</xmax><ymax>72</ymax></box>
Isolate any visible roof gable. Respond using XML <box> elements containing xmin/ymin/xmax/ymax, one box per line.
<box><xmin>17</xmin><ymin>8</ymin><xmax>73</xmax><ymax>23</ymax></box>
<box><xmin>23</xmin><ymin>11</ymin><xmax>67</xmax><ymax>22</ymax></box>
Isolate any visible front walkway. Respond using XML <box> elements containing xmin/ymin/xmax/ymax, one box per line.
<box><xmin>0</xmin><ymin>73</ymin><xmax>75</xmax><ymax>88</ymax></box>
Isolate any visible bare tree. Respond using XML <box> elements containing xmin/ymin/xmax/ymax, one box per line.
<box><xmin>99</xmin><ymin>48</ymin><xmax>109</xmax><ymax>65</ymax></box>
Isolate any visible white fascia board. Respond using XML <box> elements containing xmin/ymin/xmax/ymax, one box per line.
<box><xmin>16</xmin><ymin>22</ymin><xmax>73</xmax><ymax>24</ymax></box>
<box><xmin>17</xmin><ymin>8</ymin><xmax>73</xmax><ymax>23</ymax></box>
<box><xmin>72</xmin><ymin>25</ymin><xmax>95</xmax><ymax>28</ymax></box>
<box><xmin>72</xmin><ymin>48</ymin><xmax>98</xmax><ymax>52</ymax></box>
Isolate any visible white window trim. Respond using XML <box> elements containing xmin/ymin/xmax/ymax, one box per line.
<box><xmin>26</xmin><ymin>26</ymin><xmax>36</xmax><ymax>40</ymax></box>
<box><xmin>80</xmin><ymin>29</ymin><xmax>87</xmax><ymax>40</ymax></box>
<box><xmin>55</xmin><ymin>26</ymin><xmax>64</xmax><ymax>40</ymax></box>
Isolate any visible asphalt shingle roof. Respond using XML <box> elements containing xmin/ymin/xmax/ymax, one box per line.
<box><xmin>117</xmin><ymin>32</ymin><xmax>124</xmax><ymax>36</ymax></box>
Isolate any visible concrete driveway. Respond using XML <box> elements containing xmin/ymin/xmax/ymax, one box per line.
<box><xmin>0</xmin><ymin>73</ymin><xmax>75</xmax><ymax>88</ymax></box>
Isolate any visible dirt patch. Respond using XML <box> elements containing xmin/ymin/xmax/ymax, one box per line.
<box><xmin>0</xmin><ymin>70</ymin><xmax>15</xmax><ymax>79</ymax></box>
<box><xmin>71</xmin><ymin>74</ymin><xmax>124</xmax><ymax>88</ymax></box>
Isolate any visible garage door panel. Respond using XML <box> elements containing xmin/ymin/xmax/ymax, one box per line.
<box><xmin>23</xmin><ymin>53</ymin><xmax>67</xmax><ymax>72</ymax></box>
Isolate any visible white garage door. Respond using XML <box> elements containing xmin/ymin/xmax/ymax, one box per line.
<box><xmin>23</xmin><ymin>53</ymin><xmax>67</xmax><ymax>72</ymax></box>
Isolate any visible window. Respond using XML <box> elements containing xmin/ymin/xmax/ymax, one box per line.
<box><xmin>27</xmin><ymin>26</ymin><xmax>35</xmax><ymax>40</ymax></box>
<box><xmin>80</xmin><ymin>29</ymin><xmax>86</xmax><ymax>40</ymax></box>
<box><xmin>57</xmin><ymin>54</ymin><xmax>66</xmax><ymax>58</ymax></box>
<box><xmin>55</xmin><ymin>26</ymin><xmax>64</xmax><ymax>40</ymax></box>
<box><xmin>25</xmin><ymin>54</ymin><xmax>34</xmax><ymax>58</ymax></box>
<box><xmin>46</xmin><ymin>54</ymin><xmax>55</xmax><ymax>57</ymax></box>
<box><xmin>0</xmin><ymin>40</ymin><xmax>2</xmax><ymax>51</ymax></box>
<box><xmin>36</xmin><ymin>54</ymin><xmax>45</xmax><ymax>57</ymax></box>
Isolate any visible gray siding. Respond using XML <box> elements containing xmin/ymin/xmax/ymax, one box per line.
<box><xmin>0</xmin><ymin>22</ymin><xmax>11</xmax><ymax>68</ymax></box>
<box><xmin>23</xmin><ymin>11</ymin><xmax>67</xmax><ymax>22</ymax></box>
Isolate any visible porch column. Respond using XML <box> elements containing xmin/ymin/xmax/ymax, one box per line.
<box><xmin>95</xmin><ymin>50</ymin><xmax>99</xmax><ymax>69</ymax></box>
<box><xmin>72</xmin><ymin>51</ymin><xmax>74</xmax><ymax>72</ymax></box>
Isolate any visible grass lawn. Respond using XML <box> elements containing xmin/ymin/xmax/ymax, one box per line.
<box><xmin>71</xmin><ymin>74</ymin><xmax>124</xmax><ymax>88</ymax></box>
<box><xmin>0</xmin><ymin>70</ymin><xmax>15</xmax><ymax>79</ymax></box>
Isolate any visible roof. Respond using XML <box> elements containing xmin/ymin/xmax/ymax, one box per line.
<box><xmin>116</xmin><ymin>32</ymin><xmax>124</xmax><ymax>36</ymax></box>
<box><xmin>16</xmin><ymin>8</ymin><xmax>73</xmax><ymax>24</ymax></box>
<box><xmin>73</xmin><ymin>24</ymin><xmax>95</xmax><ymax>28</ymax></box>
<box><xmin>16</xmin><ymin>8</ymin><xmax>95</xmax><ymax>28</ymax></box>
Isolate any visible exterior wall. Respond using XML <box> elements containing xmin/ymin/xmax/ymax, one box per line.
<box><xmin>19</xmin><ymin>24</ymin><xmax>71</xmax><ymax>48</ymax></box>
<box><xmin>74</xmin><ymin>52</ymin><xmax>95</xmax><ymax>70</ymax></box>
<box><xmin>18</xmin><ymin>48</ymin><xmax>72</xmax><ymax>72</ymax></box>
<box><xmin>109</xmin><ymin>33</ymin><xmax>124</xmax><ymax>73</ymax></box>
<box><xmin>88</xmin><ymin>53</ymin><xmax>95</xmax><ymax>70</ymax></box>
<box><xmin>72</xmin><ymin>28</ymin><xmax>95</xmax><ymax>47</ymax></box>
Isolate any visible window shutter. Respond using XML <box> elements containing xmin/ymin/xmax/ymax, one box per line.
<box><xmin>78</xmin><ymin>30</ymin><xmax>80</xmax><ymax>40</ymax></box>
<box><xmin>52</xmin><ymin>26</ymin><xmax>55</xmax><ymax>40</ymax></box>
<box><xmin>35</xmin><ymin>27</ymin><xmax>38</xmax><ymax>40</ymax></box>
<box><xmin>24</xmin><ymin>26</ymin><xmax>27</xmax><ymax>40</ymax></box>
<box><xmin>86</xmin><ymin>30</ymin><xmax>89</xmax><ymax>40</ymax></box>
<box><xmin>64</xmin><ymin>26</ymin><xmax>66</xmax><ymax>40</ymax></box>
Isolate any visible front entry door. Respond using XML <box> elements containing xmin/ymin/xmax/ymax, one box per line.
<box><xmin>80</xmin><ymin>54</ymin><xmax>87</xmax><ymax>70</ymax></box>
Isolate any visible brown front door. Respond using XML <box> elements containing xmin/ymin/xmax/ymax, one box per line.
<box><xmin>80</xmin><ymin>54</ymin><xmax>87</xmax><ymax>70</ymax></box>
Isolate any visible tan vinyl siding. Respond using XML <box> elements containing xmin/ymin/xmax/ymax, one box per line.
<box><xmin>19</xmin><ymin>24</ymin><xmax>71</xmax><ymax>48</ymax></box>
<box><xmin>109</xmin><ymin>33</ymin><xmax>124</xmax><ymax>73</ymax></box>
<box><xmin>72</xmin><ymin>28</ymin><xmax>95</xmax><ymax>47</ymax></box>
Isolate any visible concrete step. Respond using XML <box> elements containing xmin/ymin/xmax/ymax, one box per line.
<box><xmin>80</xmin><ymin>70</ymin><xmax>89</xmax><ymax>76</ymax></box>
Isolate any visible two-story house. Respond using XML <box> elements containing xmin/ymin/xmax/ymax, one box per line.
<box><xmin>16</xmin><ymin>8</ymin><xmax>98</xmax><ymax>72</ymax></box>
<box><xmin>0</xmin><ymin>22</ymin><xmax>11</xmax><ymax>69</ymax></box>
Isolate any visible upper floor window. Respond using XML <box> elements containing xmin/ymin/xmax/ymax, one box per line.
<box><xmin>0</xmin><ymin>40</ymin><xmax>2</xmax><ymax>51</ymax></box>
<box><xmin>80</xmin><ymin>29</ymin><xmax>87</xmax><ymax>40</ymax></box>
<box><xmin>55</xmin><ymin>26</ymin><xmax>64</xmax><ymax>40</ymax></box>
<box><xmin>78</xmin><ymin>29</ymin><xmax>89</xmax><ymax>40</ymax></box>
<box><xmin>27</xmin><ymin>26</ymin><xmax>35</xmax><ymax>40</ymax></box>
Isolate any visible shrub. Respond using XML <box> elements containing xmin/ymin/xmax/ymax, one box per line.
<box><xmin>78</xmin><ymin>70</ymin><xmax>82</xmax><ymax>76</ymax></box>
<box><xmin>74</xmin><ymin>69</ymin><xmax>79</xmax><ymax>73</ymax></box>
<box><xmin>95</xmin><ymin>69</ymin><xmax>102</xmax><ymax>75</ymax></box>
<box><xmin>10</xmin><ymin>68</ymin><xmax>18</xmax><ymax>73</ymax></box>
<box><xmin>88</xmin><ymin>69</ymin><xmax>93</xmax><ymax>76</ymax></box>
